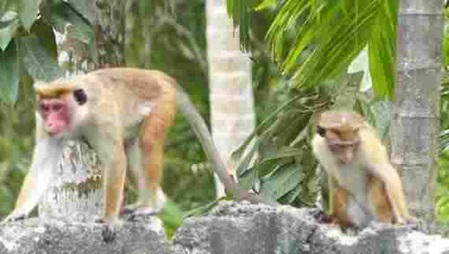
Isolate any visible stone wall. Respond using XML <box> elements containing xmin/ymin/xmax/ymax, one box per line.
<box><xmin>1</xmin><ymin>202</ymin><xmax>448</xmax><ymax>254</ymax></box>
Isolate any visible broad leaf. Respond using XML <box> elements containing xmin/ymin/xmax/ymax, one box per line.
<box><xmin>260</xmin><ymin>163</ymin><xmax>303</xmax><ymax>200</ymax></box>
<box><xmin>0</xmin><ymin>11</ymin><xmax>19</xmax><ymax>50</ymax></box>
<box><xmin>258</xmin><ymin>147</ymin><xmax>303</xmax><ymax>164</ymax></box>
<box><xmin>30</xmin><ymin>19</ymin><xmax>58</xmax><ymax>59</ymax></box>
<box><xmin>47</xmin><ymin>2</ymin><xmax>94</xmax><ymax>45</ymax></box>
<box><xmin>231</xmin><ymin>87</ymin><xmax>329</xmax><ymax>206</ymax></box>
<box><xmin>0</xmin><ymin>40</ymin><xmax>20</xmax><ymax>102</ymax></box>
<box><xmin>18</xmin><ymin>36</ymin><xmax>64</xmax><ymax>81</ymax></box>
<box><xmin>0</xmin><ymin>1</ymin><xmax>17</xmax><ymax>17</ymax></box>
<box><xmin>67</xmin><ymin>0</ymin><xmax>92</xmax><ymax>23</ymax></box>
<box><xmin>18</xmin><ymin>0</ymin><xmax>40</xmax><ymax>30</ymax></box>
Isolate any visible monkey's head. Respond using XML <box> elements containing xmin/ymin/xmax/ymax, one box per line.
<box><xmin>315</xmin><ymin>111</ymin><xmax>365</xmax><ymax>164</ymax></box>
<box><xmin>34</xmin><ymin>81</ymin><xmax>88</xmax><ymax>138</ymax></box>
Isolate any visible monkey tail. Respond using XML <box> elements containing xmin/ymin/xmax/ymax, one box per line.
<box><xmin>174</xmin><ymin>83</ymin><xmax>272</xmax><ymax>205</ymax></box>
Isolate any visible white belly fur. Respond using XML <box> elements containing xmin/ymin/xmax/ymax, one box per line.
<box><xmin>338</xmin><ymin>163</ymin><xmax>374</xmax><ymax>227</ymax></box>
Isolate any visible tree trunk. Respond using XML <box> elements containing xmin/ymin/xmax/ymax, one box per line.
<box><xmin>391</xmin><ymin>0</ymin><xmax>444</xmax><ymax>232</ymax></box>
<box><xmin>38</xmin><ymin>0</ymin><xmax>125</xmax><ymax>222</ymax></box>
<box><xmin>206</xmin><ymin>0</ymin><xmax>256</xmax><ymax>198</ymax></box>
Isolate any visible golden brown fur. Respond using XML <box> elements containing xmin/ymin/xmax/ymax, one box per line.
<box><xmin>4</xmin><ymin>68</ymin><xmax>179</xmax><ymax>224</ymax></box>
<box><xmin>312</xmin><ymin>111</ymin><xmax>414</xmax><ymax>228</ymax></box>
<box><xmin>3</xmin><ymin>67</ymin><xmax>262</xmax><ymax>228</ymax></box>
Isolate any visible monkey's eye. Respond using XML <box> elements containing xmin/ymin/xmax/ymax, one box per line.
<box><xmin>40</xmin><ymin>104</ymin><xmax>50</xmax><ymax>112</ymax></box>
<box><xmin>52</xmin><ymin>104</ymin><xmax>62</xmax><ymax>111</ymax></box>
<box><xmin>73</xmin><ymin>89</ymin><xmax>87</xmax><ymax>105</ymax></box>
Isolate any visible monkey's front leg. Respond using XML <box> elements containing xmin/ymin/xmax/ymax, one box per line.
<box><xmin>368</xmin><ymin>164</ymin><xmax>410</xmax><ymax>225</ymax></box>
<box><xmin>90</xmin><ymin>132</ymin><xmax>127</xmax><ymax>243</ymax></box>
<box><xmin>2</xmin><ymin>138</ymin><xmax>63</xmax><ymax>224</ymax></box>
<box><xmin>94</xmin><ymin>134</ymin><xmax>126</xmax><ymax>223</ymax></box>
<box><xmin>102</xmin><ymin>148</ymin><xmax>127</xmax><ymax>223</ymax></box>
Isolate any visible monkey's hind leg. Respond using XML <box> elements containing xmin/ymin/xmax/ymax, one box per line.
<box><xmin>125</xmin><ymin>97</ymin><xmax>176</xmax><ymax>218</ymax></box>
<box><xmin>368</xmin><ymin>176</ymin><xmax>394</xmax><ymax>224</ymax></box>
<box><xmin>331</xmin><ymin>186</ymin><xmax>354</xmax><ymax>229</ymax></box>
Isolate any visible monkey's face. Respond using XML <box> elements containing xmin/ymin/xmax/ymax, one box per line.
<box><xmin>36</xmin><ymin>86</ymin><xmax>88</xmax><ymax>138</ymax></box>
<box><xmin>38</xmin><ymin>98</ymin><xmax>73</xmax><ymax>138</ymax></box>
<box><xmin>324</xmin><ymin>129</ymin><xmax>360</xmax><ymax>165</ymax></box>
<box><xmin>328</xmin><ymin>142</ymin><xmax>358</xmax><ymax>164</ymax></box>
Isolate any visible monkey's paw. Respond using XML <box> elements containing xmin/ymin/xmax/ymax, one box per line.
<box><xmin>94</xmin><ymin>218</ymin><xmax>120</xmax><ymax>243</ymax></box>
<box><xmin>395</xmin><ymin>216</ymin><xmax>421</xmax><ymax>230</ymax></box>
<box><xmin>404</xmin><ymin>218</ymin><xmax>422</xmax><ymax>231</ymax></box>
<box><xmin>1</xmin><ymin>211</ymin><xmax>28</xmax><ymax>224</ymax></box>
<box><xmin>310</xmin><ymin>208</ymin><xmax>334</xmax><ymax>224</ymax></box>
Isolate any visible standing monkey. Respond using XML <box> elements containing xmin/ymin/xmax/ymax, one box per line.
<box><xmin>312</xmin><ymin>110</ymin><xmax>416</xmax><ymax>228</ymax></box>
<box><xmin>2</xmin><ymin>68</ymin><xmax>258</xmax><ymax>226</ymax></box>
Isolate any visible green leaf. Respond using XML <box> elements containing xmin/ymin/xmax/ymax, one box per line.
<box><xmin>0</xmin><ymin>137</ymin><xmax>13</xmax><ymax>161</ymax></box>
<box><xmin>261</xmin><ymin>163</ymin><xmax>303</xmax><ymax>200</ymax></box>
<box><xmin>0</xmin><ymin>11</ymin><xmax>19</xmax><ymax>50</ymax></box>
<box><xmin>225</xmin><ymin>0</ymin><xmax>254</xmax><ymax>51</ymax></box>
<box><xmin>30</xmin><ymin>19</ymin><xmax>58</xmax><ymax>59</ymax></box>
<box><xmin>368</xmin><ymin>0</ymin><xmax>397</xmax><ymax>100</ymax></box>
<box><xmin>284</xmin><ymin>183</ymin><xmax>302</xmax><ymax>203</ymax></box>
<box><xmin>0</xmin><ymin>40</ymin><xmax>20</xmax><ymax>102</ymax></box>
<box><xmin>255</xmin><ymin>0</ymin><xmax>277</xmax><ymax>11</ymax></box>
<box><xmin>0</xmin><ymin>1</ymin><xmax>18</xmax><ymax>16</ymax></box>
<box><xmin>259</xmin><ymin>0</ymin><xmax>396</xmax><ymax>100</ymax></box>
<box><xmin>48</xmin><ymin>2</ymin><xmax>94</xmax><ymax>44</ymax></box>
<box><xmin>18</xmin><ymin>0</ymin><xmax>40</xmax><ymax>31</ymax></box>
<box><xmin>239</xmin><ymin>168</ymin><xmax>257</xmax><ymax>190</ymax></box>
<box><xmin>18</xmin><ymin>36</ymin><xmax>64</xmax><ymax>81</ymax></box>
<box><xmin>67</xmin><ymin>0</ymin><xmax>92</xmax><ymax>23</ymax></box>
<box><xmin>259</xmin><ymin>147</ymin><xmax>303</xmax><ymax>164</ymax></box>
<box><xmin>231</xmin><ymin>95</ymin><xmax>303</xmax><ymax>160</ymax></box>
<box><xmin>159</xmin><ymin>199</ymin><xmax>183</xmax><ymax>238</ymax></box>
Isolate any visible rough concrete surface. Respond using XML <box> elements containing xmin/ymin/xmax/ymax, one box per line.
<box><xmin>172</xmin><ymin>201</ymin><xmax>449</xmax><ymax>254</ymax></box>
<box><xmin>0</xmin><ymin>216</ymin><xmax>171</xmax><ymax>254</ymax></box>
<box><xmin>1</xmin><ymin>201</ymin><xmax>449</xmax><ymax>254</ymax></box>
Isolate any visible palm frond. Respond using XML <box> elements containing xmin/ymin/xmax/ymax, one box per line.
<box><xmin>230</xmin><ymin>0</ymin><xmax>397</xmax><ymax>99</ymax></box>
<box><xmin>226</xmin><ymin>0</ymin><xmax>257</xmax><ymax>51</ymax></box>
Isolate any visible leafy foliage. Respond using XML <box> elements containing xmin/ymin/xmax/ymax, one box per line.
<box><xmin>0</xmin><ymin>0</ymin><xmax>444</xmax><ymax>236</ymax></box>
<box><xmin>227</xmin><ymin>0</ymin><xmax>398</xmax><ymax>100</ymax></box>
<box><xmin>18</xmin><ymin>0</ymin><xmax>40</xmax><ymax>31</ymax></box>
<box><xmin>0</xmin><ymin>41</ymin><xmax>19</xmax><ymax>101</ymax></box>
<box><xmin>0</xmin><ymin>11</ymin><xmax>20</xmax><ymax>51</ymax></box>
<box><xmin>46</xmin><ymin>1</ymin><xmax>94</xmax><ymax>45</ymax></box>
<box><xmin>18</xmin><ymin>36</ymin><xmax>64</xmax><ymax>81</ymax></box>
<box><xmin>0</xmin><ymin>75</ymin><xmax>36</xmax><ymax>217</ymax></box>
<box><xmin>0</xmin><ymin>0</ymin><xmax>211</xmax><ymax>234</ymax></box>
<box><xmin>437</xmin><ymin>80</ymin><xmax>449</xmax><ymax>223</ymax></box>
<box><xmin>232</xmin><ymin>71</ymin><xmax>392</xmax><ymax>208</ymax></box>
<box><xmin>0</xmin><ymin>0</ymin><xmax>85</xmax><ymax>102</ymax></box>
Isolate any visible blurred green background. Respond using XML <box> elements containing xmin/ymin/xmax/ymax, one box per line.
<box><xmin>1</xmin><ymin>0</ymin><xmax>449</xmax><ymax>237</ymax></box>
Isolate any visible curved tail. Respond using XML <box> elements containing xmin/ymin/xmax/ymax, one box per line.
<box><xmin>174</xmin><ymin>83</ymin><xmax>270</xmax><ymax>205</ymax></box>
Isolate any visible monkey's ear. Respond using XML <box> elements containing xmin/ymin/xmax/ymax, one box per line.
<box><xmin>73</xmin><ymin>89</ymin><xmax>88</xmax><ymax>105</ymax></box>
<box><xmin>316</xmin><ymin>126</ymin><xmax>326</xmax><ymax>137</ymax></box>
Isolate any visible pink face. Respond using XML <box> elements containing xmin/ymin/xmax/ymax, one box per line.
<box><xmin>38</xmin><ymin>99</ymin><xmax>72</xmax><ymax>137</ymax></box>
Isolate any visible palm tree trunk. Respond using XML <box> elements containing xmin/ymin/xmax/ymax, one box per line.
<box><xmin>206</xmin><ymin>0</ymin><xmax>256</xmax><ymax>198</ymax></box>
<box><xmin>391</xmin><ymin>0</ymin><xmax>444</xmax><ymax>232</ymax></box>
<box><xmin>38</xmin><ymin>0</ymin><xmax>125</xmax><ymax>222</ymax></box>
